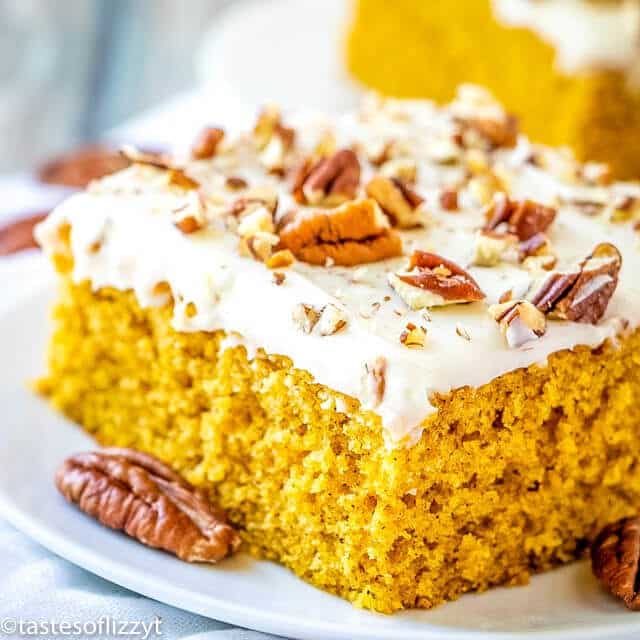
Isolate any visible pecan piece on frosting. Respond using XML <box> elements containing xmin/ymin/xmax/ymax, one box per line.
<box><xmin>277</xmin><ymin>198</ymin><xmax>402</xmax><ymax>267</ymax></box>
<box><xmin>191</xmin><ymin>126</ymin><xmax>225</xmax><ymax>160</ymax></box>
<box><xmin>488</xmin><ymin>300</ymin><xmax>547</xmax><ymax>348</ymax></box>
<box><xmin>253</xmin><ymin>105</ymin><xmax>295</xmax><ymax>175</ymax></box>
<box><xmin>365</xmin><ymin>176</ymin><xmax>426</xmax><ymax>228</ymax></box>
<box><xmin>389</xmin><ymin>251</ymin><xmax>485</xmax><ymax>310</ymax></box>
<box><xmin>484</xmin><ymin>193</ymin><xmax>556</xmax><ymax>241</ymax></box>
<box><xmin>291</xmin><ymin>149</ymin><xmax>360</xmax><ymax>207</ymax></box>
<box><xmin>591</xmin><ymin>515</ymin><xmax>640</xmax><ymax>610</ymax></box>
<box><xmin>292</xmin><ymin>302</ymin><xmax>348</xmax><ymax>336</ymax></box>
<box><xmin>530</xmin><ymin>242</ymin><xmax>622</xmax><ymax>324</ymax></box>
<box><xmin>55</xmin><ymin>448</ymin><xmax>240</xmax><ymax>563</ymax></box>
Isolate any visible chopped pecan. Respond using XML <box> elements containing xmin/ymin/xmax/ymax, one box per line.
<box><xmin>440</xmin><ymin>188</ymin><xmax>459</xmax><ymax>211</ymax></box>
<box><xmin>363</xmin><ymin>356</ymin><xmax>386</xmax><ymax>408</ymax></box>
<box><xmin>472</xmin><ymin>230</ymin><xmax>519</xmax><ymax>267</ymax></box>
<box><xmin>365</xmin><ymin>176</ymin><xmax>425</xmax><ymax>228</ymax></box>
<box><xmin>457</xmin><ymin>114</ymin><xmax>519</xmax><ymax>150</ymax></box>
<box><xmin>292</xmin><ymin>302</ymin><xmax>348</xmax><ymax>336</ymax></box>
<box><xmin>225</xmin><ymin>176</ymin><xmax>248</xmax><ymax>191</ymax></box>
<box><xmin>55</xmin><ymin>448</ymin><xmax>240</xmax><ymax>563</ymax></box>
<box><xmin>399</xmin><ymin>323</ymin><xmax>427</xmax><ymax>349</ymax></box>
<box><xmin>291</xmin><ymin>149</ymin><xmax>360</xmax><ymax>207</ymax></box>
<box><xmin>265</xmin><ymin>248</ymin><xmax>295</xmax><ymax>269</ymax></box>
<box><xmin>277</xmin><ymin>198</ymin><xmax>402</xmax><ymax>267</ymax></box>
<box><xmin>191</xmin><ymin>127</ymin><xmax>225</xmax><ymax>160</ymax></box>
<box><xmin>229</xmin><ymin>186</ymin><xmax>278</xmax><ymax>218</ymax></box>
<box><xmin>389</xmin><ymin>251</ymin><xmax>485</xmax><ymax>309</ymax></box>
<box><xmin>484</xmin><ymin>193</ymin><xmax>556</xmax><ymax>241</ymax></box>
<box><xmin>530</xmin><ymin>243</ymin><xmax>622</xmax><ymax>323</ymax></box>
<box><xmin>239</xmin><ymin>232</ymin><xmax>279</xmax><ymax>263</ymax></box>
<box><xmin>253</xmin><ymin>105</ymin><xmax>295</xmax><ymax>174</ymax></box>
<box><xmin>488</xmin><ymin>300</ymin><xmax>547</xmax><ymax>348</ymax></box>
<box><xmin>172</xmin><ymin>191</ymin><xmax>207</xmax><ymax>234</ymax></box>
<box><xmin>0</xmin><ymin>212</ymin><xmax>48</xmax><ymax>256</ymax></box>
<box><xmin>591</xmin><ymin>515</ymin><xmax>640</xmax><ymax>610</ymax></box>
<box><xmin>519</xmin><ymin>232</ymin><xmax>551</xmax><ymax>260</ymax></box>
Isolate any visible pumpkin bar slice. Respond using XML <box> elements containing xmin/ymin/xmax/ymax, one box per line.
<box><xmin>35</xmin><ymin>90</ymin><xmax>640</xmax><ymax>612</ymax></box>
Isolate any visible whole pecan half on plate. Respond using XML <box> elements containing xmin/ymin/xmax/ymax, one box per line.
<box><xmin>530</xmin><ymin>242</ymin><xmax>622</xmax><ymax>324</ymax></box>
<box><xmin>277</xmin><ymin>198</ymin><xmax>402</xmax><ymax>267</ymax></box>
<box><xmin>55</xmin><ymin>448</ymin><xmax>240</xmax><ymax>563</ymax></box>
<box><xmin>389</xmin><ymin>251</ymin><xmax>485</xmax><ymax>310</ymax></box>
<box><xmin>591</xmin><ymin>515</ymin><xmax>640</xmax><ymax>610</ymax></box>
<box><xmin>0</xmin><ymin>212</ymin><xmax>48</xmax><ymax>256</ymax></box>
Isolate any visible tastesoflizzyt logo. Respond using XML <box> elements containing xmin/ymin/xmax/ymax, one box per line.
<box><xmin>0</xmin><ymin>615</ymin><xmax>163</xmax><ymax>638</ymax></box>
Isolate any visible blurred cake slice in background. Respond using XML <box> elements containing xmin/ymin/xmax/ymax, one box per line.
<box><xmin>347</xmin><ymin>0</ymin><xmax>640</xmax><ymax>178</ymax></box>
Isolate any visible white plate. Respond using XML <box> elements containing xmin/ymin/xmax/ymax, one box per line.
<box><xmin>1</xmin><ymin>263</ymin><xmax>639</xmax><ymax>640</ymax></box>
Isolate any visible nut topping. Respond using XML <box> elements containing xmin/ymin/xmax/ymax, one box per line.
<box><xmin>591</xmin><ymin>515</ymin><xmax>640</xmax><ymax>610</ymax></box>
<box><xmin>291</xmin><ymin>149</ymin><xmax>360</xmax><ymax>207</ymax></box>
<box><xmin>253</xmin><ymin>105</ymin><xmax>296</xmax><ymax>174</ymax></box>
<box><xmin>484</xmin><ymin>193</ymin><xmax>556</xmax><ymax>241</ymax></box>
<box><xmin>472</xmin><ymin>229</ymin><xmax>519</xmax><ymax>267</ymax></box>
<box><xmin>172</xmin><ymin>191</ymin><xmax>207</xmax><ymax>234</ymax></box>
<box><xmin>399</xmin><ymin>323</ymin><xmax>427</xmax><ymax>349</ymax></box>
<box><xmin>191</xmin><ymin>127</ymin><xmax>225</xmax><ymax>160</ymax></box>
<box><xmin>530</xmin><ymin>243</ymin><xmax>622</xmax><ymax>324</ymax></box>
<box><xmin>277</xmin><ymin>198</ymin><xmax>402</xmax><ymax>267</ymax></box>
<box><xmin>389</xmin><ymin>251</ymin><xmax>485</xmax><ymax>310</ymax></box>
<box><xmin>229</xmin><ymin>186</ymin><xmax>278</xmax><ymax>218</ymax></box>
<box><xmin>363</xmin><ymin>356</ymin><xmax>386</xmax><ymax>408</ymax></box>
<box><xmin>55</xmin><ymin>448</ymin><xmax>240</xmax><ymax>563</ymax></box>
<box><xmin>365</xmin><ymin>176</ymin><xmax>425</xmax><ymax>228</ymax></box>
<box><xmin>439</xmin><ymin>188</ymin><xmax>459</xmax><ymax>211</ymax></box>
<box><xmin>488</xmin><ymin>300</ymin><xmax>547</xmax><ymax>348</ymax></box>
<box><xmin>292</xmin><ymin>302</ymin><xmax>348</xmax><ymax>336</ymax></box>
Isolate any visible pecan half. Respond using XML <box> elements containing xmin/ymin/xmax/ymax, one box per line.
<box><xmin>591</xmin><ymin>515</ymin><xmax>640</xmax><ymax>610</ymax></box>
<box><xmin>0</xmin><ymin>212</ymin><xmax>48</xmax><ymax>256</ymax></box>
<box><xmin>484</xmin><ymin>193</ymin><xmax>556</xmax><ymax>241</ymax></box>
<box><xmin>291</xmin><ymin>149</ymin><xmax>360</xmax><ymax>207</ymax></box>
<box><xmin>55</xmin><ymin>448</ymin><xmax>240</xmax><ymax>562</ymax></box>
<box><xmin>120</xmin><ymin>145</ymin><xmax>174</xmax><ymax>170</ymax></box>
<box><xmin>191</xmin><ymin>127</ymin><xmax>225</xmax><ymax>160</ymax></box>
<box><xmin>488</xmin><ymin>300</ymin><xmax>547</xmax><ymax>348</ymax></box>
<box><xmin>389</xmin><ymin>251</ymin><xmax>485</xmax><ymax>309</ymax></box>
<box><xmin>277</xmin><ymin>198</ymin><xmax>402</xmax><ymax>267</ymax></box>
<box><xmin>39</xmin><ymin>145</ymin><xmax>131</xmax><ymax>188</ymax></box>
<box><xmin>365</xmin><ymin>176</ymin><xmax>425</xmax><ymax>228</ymax></box>
<box><xmin>530</xmin><ymin>243</ymin><xmax>622</xmax><ymax>324</ymax></box>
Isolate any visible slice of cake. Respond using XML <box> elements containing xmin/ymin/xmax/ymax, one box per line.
<box><xmin>346</xmin><ymin>0</ymin><xmax>640</xmax><ymax>179</ymax></box>
<box><xmin>35</xmin><ymin>88</ymin><xmax>640</xmax><ymax>613</ymax></box>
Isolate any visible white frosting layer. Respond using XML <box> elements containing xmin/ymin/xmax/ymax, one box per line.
<box><xmin>36</xmin><ymin>91</ymin><xmax>640</xmax><ymax>447</ymax></box>
<box><xmin>493</xmin><ymin>0</ymin><xmax>640</xmax><ymax>75</ymax></box>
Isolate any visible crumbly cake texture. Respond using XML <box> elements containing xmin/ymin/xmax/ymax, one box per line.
<box><xmin>36</xmin><ymin>89</ymin><xmax>640</xmax><ymax>612</ymax></box>
<box><xmin>346</xmin><ymin>0</ymin><xmax>640</xmax><ymax>179</ymax></box>
<box><xmin>37</xmin><ymin>279</ymin><xmax>640</xmax><ymax>612</ymax></box>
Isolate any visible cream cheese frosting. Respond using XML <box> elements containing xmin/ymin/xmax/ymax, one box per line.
<box><xmin>36</xmin><ymin>88</ymin><xmax>640</xmax><ymax>447</ymax></box>
<box><xmin>492</xmin><ymin>0</ymin><xmax>640</xmax><ymax>77</ymax></box>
